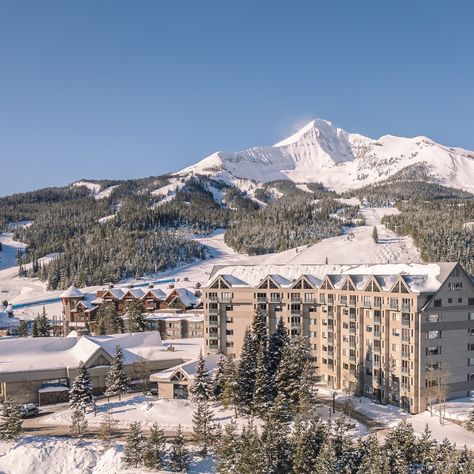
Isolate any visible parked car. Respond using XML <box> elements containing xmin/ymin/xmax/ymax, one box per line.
<box><xmin>19</xmin><ymin>403</ymin><xmax>40</xmax><ymax>418</ymax></box>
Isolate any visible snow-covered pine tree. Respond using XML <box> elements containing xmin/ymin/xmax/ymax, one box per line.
<box><xmin>221</xmin><ymin>356</ymin><xmax>238</xmax><ymax>410</ymax></box>
<box><xmin>465</xmin><ymin>408</ymin><xmax>474</xmax><ymax>431</ymax></box>
<box><xmin>235</xmin><ymin>329</ymin><xmax>257</xmax><ymax>414</ymax></box>
<box><xmin>190</xmin><ymin>349</ymin><xmax>212</xmax><ymax>403</ymax></box>
<box><xmin>357</xmin><ymin>433</ymin><xmax>387</xmax><ymax>474</ymax></box>
<box><xmin>105</xmin><ymin>345</ymin><xmax>129</xmax><ymax>401</ymax></box>
<box><xmin>253</xmin><ymin>347</ymin><xmax>272</xmax><ymax>415</ymax></box>
<box><xmin>235</xmin><ymin>418</ymin><xmax>266</xmax><ymax>474</ymax></box>
<box><xmin>143</xmin><ymin>422</ymin><xmax>165</xmax><ymax>470</ymax></box>
<box><xmin>267</xmin><ymin>316</ymin><xmax>289</xmax><ymax>380</ymax></box>
<box><xmin>297</xmin><ymin>359</ymin><xmax>318</xmax><ymax>417</ymax></box>
<box><xmin>18</xmin><ymin>320</ymin><xmax>28</xmax><ymax>337</ymax></box>
<box><xmin>125</xmin><ymin>300</ymin><xmax>146</xmax><ymax>333</ymax></box>
<box><xmin>314</xmin><ymin>437</ymin><xmax>337</xmax><ymax>474</ymax></box>
<box><xmin>122</xmin><ymin>421</ymin><xmax>144</xmax><ymax>468</ymax></box>
<box><xmin>192</xmin><ymin>399</ymin><xmax>216</xmax><ymax>456</ymax></box>
<box><xmin>31</xmin><ymin>319</ymin><xmax>39</xmax><ymax>337</ymax></box>
<box><xmin>69</xmin><ymin>361</ymin><xmax>94</xmax><ymax>413</ymax></box>
<box><xmin>98</xmin><ymin>410</ymin><xmax>117</xmax><ymax>449</ymax></box>
<box><xmin>216</xmin><ymin>419</ymin><xmax>239</xmax><ymax>474</ymax></box>
<box><xmin>384</xmin><ymin>419</ymin><xmax>416</xmax><ymax>473</ymax></box>
<box><xmin>457</xmin><ymin>445</ymin><xmax>474</xmax><ymax>473</ymax></box>
<box><xmin>169</xmin><ymin>424</ymin><xmax>189</xmax><ymax>472</ymax></box>
<box><xmin>332</xmin><ymin>414</ymin><xmax>358</xmax><ymax>473</ymax></box>
<box><xmin>251</xmin><ymin>307</ymin><xmax>267</xmax><ymax>349</ymax></box>
<box><xmin>0</xmin><ymin>398</ymin><xmax>23</xmax><ymax>440</ymax></box>
<box><xmin>260</xmin><ymin>413</ymin><xmax>292</xmax><ymax>474</ymax></box>
<box><xmin>292</xmin><ymin>414</ymin><xmax>328</xmax><ymax>474</ymax></box>
<box><xmin>415</xmin><ymin>424</ymin><xmax>436</xmax><ymax>472</ymax></box>
<box><xmin>37</xmin><ymin>306</ymin><xmax>51</xmax><ymax>336</ymax></box>
<box><xmin>212</xmin><ymin>355</ymin><xmax>226</xmax><ymax>401</ymax></box>
<box><xmin>70</xmin><ymin>405</ymin><xmax>87</xmax><ymax>437</ymax></box>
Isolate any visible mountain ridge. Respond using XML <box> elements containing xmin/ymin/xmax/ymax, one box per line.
<box><xmin>176</xmin><ymin>118</ymin><xmax>474</xmax><ymax>194</ymax></box>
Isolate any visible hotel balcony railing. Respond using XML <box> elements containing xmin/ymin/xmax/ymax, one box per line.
<box><xmin>374</xmin><ymin>316</ymin><xmax>381</xmax><ymax>324</ymax></box>
<box><xmin>291</xmin><ymin>321</ymin><xmax>302</xmax><ymax>328</ymax></box>
<box><xmin>208</xmin><ymin>319</ymin><xmax>219</xmax><ymax>327</ymax></box>
<box><xmin>373</xmin><ymin>346</ymin><xmax>381</xmax><ymax>353</ymax></box>
<box><xmin>269</xmin><ymin>298</ymin><xmax>281</xmax><ymax>303</ymax></box>
<box><xmin>402</xmin><ymin>318</ymin><xmax>411</xmax><ymax>327</ymax></box>
<box><xmin>401</xmin><ymin>351</ymin><xmax>410</xmax><ymax>359</ymax></box>
<box><xmin>291</xmin><ymin>310</ymin><xmax>302</xmax><ymax>316</ymax></box>
<box><xmin>291</xmin><ymin>297</ymin><xmax>301</xmax><ymax>303</ymax></box>
<box><xmin>401</xmin><ymin>367</ymin><xmax>409</xmax><ymax>375</ymax></box>
<box><xmin>401</xmin><ymin>305</ymin><xmax>410</xmax><ymax>312</ymax></box>
<box><xmin>303</xmin><ymin>298</ymin><xmax>314</xmax><ymax>304</ymax></box>
<box><xmin>209</xmin><ymin>296</ymin><xmax>218</xmax><ymax>302</ymax></box>
<box><xmin>373</xmin><ymin>360</ymin><xmax>381</xmax><ymax>368</ymax></box>
<box><xmin>349</xmin><ymin>342</ymin><xmax>356</xmax><ymax>349</ymax></box>
<box><xmin>209</xmin><ymin>308</ymin><xmax>218</xmax><ymax>315</ymax></box>
<box><xmin>402</xmin><ymin>336</ymin><xmax>410</xmax><ymax>343</ymax></box>
<box><xmin>349</xmin><ymin>327</ymin><xmax>357</xmax><ymax>334</ymax></box>
<box><xmin>349</xmin><ymin>355</ymin><xmax>356</xmax><ymax>362</ymax></box>
<box><xmin>257</xmin><ymin>297</ymin><xmax>267</xmax><ymax>303</ymax></box>
<box><xmin>401</xmin><ymin>383</ymin><xmax>410</xmax><ymax>391</ymax></box>
<box><xmin>374</xmin><ymin>302</ymin><xmax>382</xmax><ymax>309</ymax></box>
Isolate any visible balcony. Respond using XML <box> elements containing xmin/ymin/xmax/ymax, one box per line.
<box><xmin>269</xmin><ymin>297</ymin><xmax>281</xmax><ymax>303</ymax></box>
<box><xmin>401</xmin><ymin>352</ymin><xmax>410</xmax><ymax>359</ymax></box>
<box><xmin>208</xmin><ymin>319</ymin><xmax>219</xmax><ymax>327</ymax></box>
<box><xmin>401</xmin><ymin>367</ymin><xmax>409</xmax><ymax>375</ymax></box>
<box><xmin>402</xmin><ymin>318</ymin><xmax>410</xmax><ymax>327</ymax></box>
<box><xmin>257</xmin><ymin>297</ymin><xmax>267</xmax><ymax>303</ymax></box>
<box><xmin>209</xmin><ymin>296</ymin><xmax>218</xmax><ymax>302</ymax></box>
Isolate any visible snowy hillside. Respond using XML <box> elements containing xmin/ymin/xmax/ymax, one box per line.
<box><xmin>177</xmin><ymin>118</ymin><xmax>474</xmax><ymax>193</ymax></box>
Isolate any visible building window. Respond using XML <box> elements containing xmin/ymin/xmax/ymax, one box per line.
<box><xmin>448</xmin><ymin>282</ymin><xmax>463</xmax><ymax>291</ymax></box>
<box><xmin>426</xmin><ymin>330</ymin><xmax>441</xmax><ymax>340</ymax></box>
<box><xmin>426</xmin><ymin>314</ymin><xmax>441</xmax><ymax>323</ymax></box>
<box><xmin>426</xmin><ymin>346</ymin><xmax>441</xmax><ymax>356</ymax></box>
<box><xmin>469</xmin><ymin>298</ymin><xmax>474</xmax><ymax>306</ymax></box>
<box><xmin>433</xmin><ymin>299</ymin><xmax>442</xmax><ymax>307</ymax></box>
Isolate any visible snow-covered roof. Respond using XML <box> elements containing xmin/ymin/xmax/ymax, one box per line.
<box><xmin>171</xmin><ymin>288</ymin><xmax>198</xmax><ymax>307</ymax></box>
<box><xmin>142</xmin><ymin>288</ymin><xmax>167</xmax><ymax>300</ymax></box>
<box><xmin>60</xmin><ymin>286</ymin><xmax>84</xmax><ymax>298</ymax></box>
<box><xmin>150</xmin><ymin>353</ymin><xmax>222</xmax><ymax>382</ymax></box>
<box><xmin>208</xmin><ymin>263</ymin><xmax>460</xmax><ymax>294</ymax></box>
<box><xmin>0</xmin><ymin>332</ymin><xmax>199</xmax><ymax>375</ymax></box>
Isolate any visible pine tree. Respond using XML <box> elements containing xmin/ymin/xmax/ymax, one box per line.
<box><xmin>212</xmin><ymin>355</ymin><xmax>226</xmax><ymax>401</ymax></box>
<box><xmin>143</xmin><ymin>422</ymin><xmax>165</xmax><ymax>470</ymax></box>
<box><xmin>36</xmin><ymin>306</ymin><xmax>51</xmax><ymax>337</ymax></box>
<box><xmin>192</xmin><ymin>399</ymin><xmax>216</xmax><ymax>456</ymax></box>
<box><xmin>314</xmin><ymin>437</ymin><xmax>337</xmax><ymax>474</ymax></box>
<box><xmin>235</xmin><ymin>329</ymin><xmax>257</xmax><ymax>414</ymax></box>
<box><xmin>267</xmin><ymin>316</ymin><xmax>289</xmax><ymax>377</ymax></box>
<box><xmin>18</xmin><ymin>320</ymin><xmax>28</xmax><ymax>337</ymax></box>
<box><xmin>98</xmin><ymin>411</ymin><xmax>117</xmax><ymax>449</ymax></box>
<box><xmin>190</xmin><ymin>349</ymin><xmax>212</xmax><ymax>403</ymax></box>
<box><xmin>125</xmin><ymin>300</ymin><xmax>146</xmax><ymax>332</ymax></box>
<box><xmin>260</xmin><ymin>413</ymin><xmax>292</xmax><ymax>474</ymax></box>
<box><xmin>384</xmin><ymin>419</ymin><xmax>416</xmax><ymax>473</ymax></box>
<box><xmin>169</xmin><ymin>424</ymin><xmax>189</xmax><ymax>472</ymax></box>
<box><xmin>465</xmin><ymin>409</ymin><xmax>474</xmax><ymax>431</ymax></box>
<box><xmin>235</xmin><ymin>418</ymin><xmax>266</xmax><ymax>474</ymax></box>
<box><xmin>105</xmin><ymin>345</ymin><xmax>129</xmax><ymax>401</ymax></box>
<box><xmin>251</xmin><ymin>307</ymin><xmax>267</xmax><ymax>349</ymax></box>
<box><xmin>122</xmin><ymin>421</ymin><xmax>144</xmax><ymax>468</ymax></box>
<box><xmin>0</xmin><ymin>398</ymin><xmax>23</xmax><ymax>440</ymax></box>
<box><xmin>253</xmin><ymin>347</ymin><xmax>272</xmax><ymax>415</ymax></box>
<box><xmin>415</xmin><ymin>424</ymin><xmax>436</xmax><ymax>472</ymax></box>
<box><xmin>69</xmin><ymin>362</ymin><xmax>94</xmax><ymax>413</ymax></box>
<box><xmin>372</xmin><ymin>226</ymin><xmax>379</xmax><ymax>243</ymax></box>
<box><xmin>275</xmin><ymin>337</ymin><xmax>308</xmax><ymax>417</ymax></box>
<box><xmin>357</xmin><ymin>433</ymin><xmax>386</xmax><ymax>474</ymax></box>
<box><xmin>31</xmin><ymin>319</ymin><xmax>39</xmax><ymax>337</ymax></box>
<box><xmin>332</xmin><ymin>415</ymin><xmax>358</xmax><ymax>473</ymax></box>
<box><xmin>216</xmin><ymin>419</ymin><xmax>239</xmax><ymax>474</ymax></box>
<box><xmin>298</xmin><ymin>359</ymin><xmax>318</xmax><ymax>417</ymax></box>
<box><xmin>221</xmin><ymin>356</ymin><xmax>238</xmax><ymax>410</ymax></box>
<box><xmin>70</xmin><ymin>405</ymin><xmax>87</xmax><ymax>437</ymax></box>
<box><xmin>293</xmin><ymin>414</ymin><xmax>328</xmax><ymax>474</ymax></box>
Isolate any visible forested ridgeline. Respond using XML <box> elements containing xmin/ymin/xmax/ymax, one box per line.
<box><xmin>3</xmin><ymin>173</ymin><xmax>474</xmax><ymax>289</ymax></box>
<box><xmin>383</xmin><ymin>200</ymin><xmax>474</xmax><ymax>273</ymax></box>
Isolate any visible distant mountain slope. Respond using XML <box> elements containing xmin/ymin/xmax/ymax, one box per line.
<box><xmin>177</xmin><ymin>118</ymin><xmax>474</xmax><ymax>193</ymax></box>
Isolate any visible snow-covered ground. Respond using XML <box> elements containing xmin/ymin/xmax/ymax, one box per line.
<box><xmin>317</xmin><ymin>387</ymin><xmax>474</xmax><ymax>449</ymax></box>
<box><xmin>0</xmin><ymin>436</ymin><xmax>214</xmax><ymax>474</ymax></box>
<box><xmin>41</xmin><ymin>394</ymin><xmax>366</xmax><ymax>436</ymax></box>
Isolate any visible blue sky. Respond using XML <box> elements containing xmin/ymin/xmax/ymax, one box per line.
<box><xmin>1</xmin><ymin>1</ymin><xmax>473</xmax><ymax>196</ymax></box>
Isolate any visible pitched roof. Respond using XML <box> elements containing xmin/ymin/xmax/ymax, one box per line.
<box><xmin>60</xmin><ymin>286</ymin><xmax>84</xmax><ymax>298</ymax></box>
<box><xmin>150</xmin><ymin>354</ymin><xmax>222</xmax><ymax>382</ymax></box>
<box><xmin>207</xmin><ymin>263</ymin><xmax>460</xmax><ymax>294</ymax></box>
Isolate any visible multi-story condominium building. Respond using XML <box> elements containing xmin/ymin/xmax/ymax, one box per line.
<box><xmin>202</xmin><ymin>262</ymin><xmax>474</xmax><ymax>414</ymax></box>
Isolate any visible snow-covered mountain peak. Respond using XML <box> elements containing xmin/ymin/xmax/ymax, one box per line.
<box><xmin>176</xmin><ymin>118</ymin><xmax>474</xmax><ymax>194</ymax></box>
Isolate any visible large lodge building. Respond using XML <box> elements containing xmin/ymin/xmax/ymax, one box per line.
<box><xmin>61</xmin><ymin>284</ymin><xmax>203</xmax><ymax>339</ymax></box>
<box><xmin>202</xmin><ymin>262</ymin><xmax>474</xmax><ymax>414</ymax></box>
